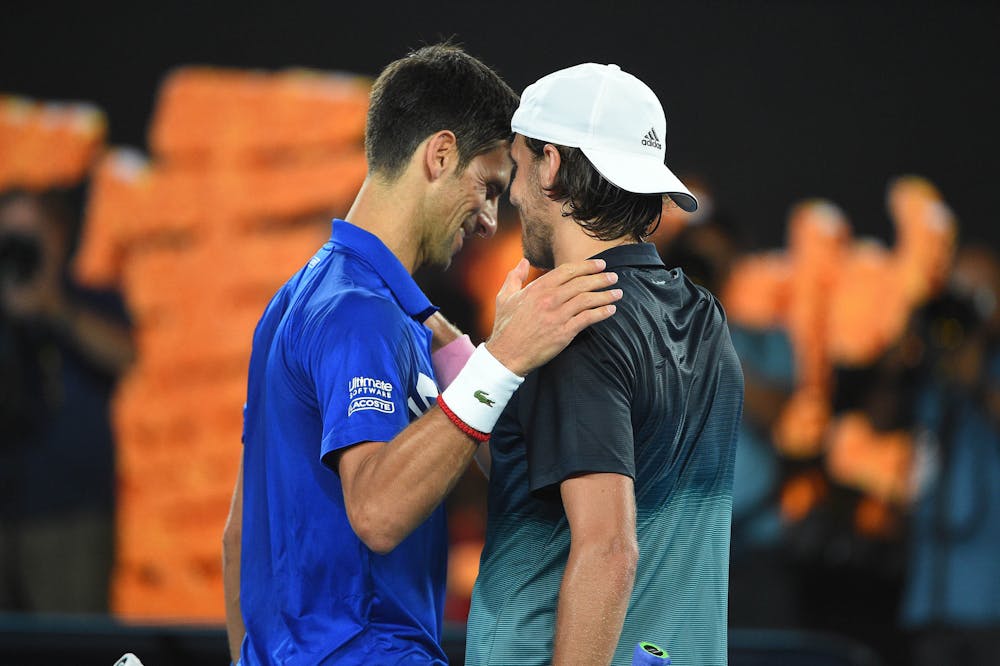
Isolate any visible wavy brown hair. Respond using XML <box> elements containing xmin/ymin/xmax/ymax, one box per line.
<box><xmin>523</xmin><ymin>136</ymin><xmax>665</xmax><ymax>242</ymax></box>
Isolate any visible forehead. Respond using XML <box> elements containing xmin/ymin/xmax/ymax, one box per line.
<box><xmin>468</xmin><ymin>140</ymin><xmax>512</xmax><ymax>175</ymax></box>
<box><xmin>511</xmin><ymin>133</ymin><xmax>528</xmax><ymax>158</ymax></box>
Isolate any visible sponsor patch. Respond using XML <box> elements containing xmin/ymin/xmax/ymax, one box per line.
<box><xmin>348</xmin><ymin>396</ymin><xmax>395</xmax><ymax>416</ymax></box>
<box><xmin>348</xmin><ymin>376</ymin><xmax>395</xmax><ymax>416</ymax></box>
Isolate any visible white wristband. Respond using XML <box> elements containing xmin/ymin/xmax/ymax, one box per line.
<box><xmin>440</xmin><ymin>343</ymin><xmax>523</xmax><ymax>434</ymax></box>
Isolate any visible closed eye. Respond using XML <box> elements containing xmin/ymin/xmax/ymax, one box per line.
<box><xmin>486</xmin><ymin>180</ymin><xmax>507</xmax><ymax>200</ymax></box>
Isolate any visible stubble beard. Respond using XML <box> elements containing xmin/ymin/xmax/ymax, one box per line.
<box><xmin>521</xmin><ymin>212</ymin><xmax>555</xmax><ymax>270</ymax></box>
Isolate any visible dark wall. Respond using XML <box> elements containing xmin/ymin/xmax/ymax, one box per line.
<box><xmin>2</xmin><ymin>0</ymin><xmax>997</xmax><ymax>250</ymax></box>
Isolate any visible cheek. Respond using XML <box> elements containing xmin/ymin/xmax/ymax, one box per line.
<box><xmin>509</xmin><ymin>178</ymin><xmax>524</xmax><ymax>207</ymax></box>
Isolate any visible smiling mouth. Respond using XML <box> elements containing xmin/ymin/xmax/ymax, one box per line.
<box><xmin>451</xmin><ymin>216</ymin><xmax>481</xmax><ymax>255</ymax></box>
<box><xmin>452</xmin><ymin>228</ymin><xmax>467</xmax><ymax>254</ymax></box>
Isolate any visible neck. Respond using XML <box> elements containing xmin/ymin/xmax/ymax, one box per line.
<box><xmin>549</xmin><ymin>212</ymin><xmax>635</xmax><ymax>265</ymax></box>
<box><xmin>344</xmin><ymin>173</ymin><xmax>424</xmax><ymax>274</ymax></box>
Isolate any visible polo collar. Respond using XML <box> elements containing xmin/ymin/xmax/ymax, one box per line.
<box><xmin>589</xmin><ymin>242</ymin><xmax>665</xmax><ymax>269</ymax></box>
<box><xmin>330</xmin><ymin>219</ymin><xmax>438</xmax><ymax>321</ymax></box>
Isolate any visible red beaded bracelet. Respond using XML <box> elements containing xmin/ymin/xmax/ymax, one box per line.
<box><xmin>436</xmin><ymin>394</ymin><xmax>490</xmax><ymax>442</ymax></box>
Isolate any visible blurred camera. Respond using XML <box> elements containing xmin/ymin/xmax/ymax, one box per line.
<box><xmin>0</xmin><ymin>232</ymin><xmax>42</xmax><ymax>285</ymax></box>
<box><xmin>911</xmin><ymin>289</ymin><xmax>987</xmax><ymax>383</ymax></box>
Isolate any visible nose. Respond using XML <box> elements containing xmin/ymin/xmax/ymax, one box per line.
<box><xmin>476</xmin><ymin>199</ymin><xmax>499</xmax><ymax>240</ymax></box>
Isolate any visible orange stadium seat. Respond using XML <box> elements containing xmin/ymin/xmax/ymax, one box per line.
<box><xmin>71</xmin><ymin>66</ymin><xmax>372</xmax><ymax>620</ymax></box>
<box><xmin>0</xmin><ymin>95</ymin><xmax>105</xmax><ymax>190</ymax></box>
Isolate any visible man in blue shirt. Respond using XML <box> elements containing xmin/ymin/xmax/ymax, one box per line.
<box><xmin>901</xmin><ymin>248</ymin><xmax>1000</xmax><ymax>666</ymax></box>
<box><xmin>222</xmin><ymin>45</ymin><xmax>624</xmax><ymax>665</ymax></box>
<box><xmin>466</xmin><ymin>64</ymin><xmax>743</xmax><ymax>665</ymax></box>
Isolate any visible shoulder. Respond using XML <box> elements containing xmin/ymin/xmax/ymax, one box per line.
<box><xmin>299</xmin><ymin>287</ymin><xmax>409</xmax><ymax>347</ymax></box>
<box><xmin>541</xmin><ymin>309</ymin><xmax>635</xmax><ymax>392</ymax></box>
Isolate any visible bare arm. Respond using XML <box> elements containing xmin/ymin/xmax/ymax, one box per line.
<box><xmin>56</xmin><ymin>303</ymin><xmax>136</xmax><ymax>375</ymax></box>
<box><xmin>2</xmin><ymin>280</ymin><xmax>136</xmax><ymax>376</ymax></box>
<box><xmin>552</xmin><ymin>473</ymin><xmax>638</xmax><ymax>666</ymax></box>
<box><xmin>424</xmin><ymin>311</ymin><xmax>464</xmax><ymax>352</ymax></box>
<box><xmin>222</xmin><ymin>460</ymin><xmax>245</xmax><ymax>663</ymax></box>
<box><xmin>425</xmin><ymin>312</ymin><xmax>492</xmax><ymax>477</ymax></box>
<box><xmin>337</xmin><ymin>407</ymin><xmax>479</xmax><ymax>553</ymax></box>
<box><xmin>338</xmin><ymin>258</ymin><xmax>622</xmax><ymax>553</ymax></box>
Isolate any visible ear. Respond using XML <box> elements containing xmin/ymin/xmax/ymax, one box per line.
<box><xmin>539</xmin><ymin>143</ymin><xmax>562</xmax><ymax>190</ymax></box>
<box><xmin>423</xmin><ymin>130</ymin><xmax>458</xmax><ymax>182</ymax></box>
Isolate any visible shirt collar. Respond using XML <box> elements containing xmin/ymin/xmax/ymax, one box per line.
<box><xmin>588</xmin><ymin>242</ymin><xmax>665</xmax><ymax>269</ymax></box>
<box><xmin>330</xmin><ymin>219</ymin><xmax>438</xmax><ymax>321</ymax></box>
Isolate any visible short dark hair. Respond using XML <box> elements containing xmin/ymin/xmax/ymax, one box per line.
<box><xmin>365</xmin><ymin>44</ymin><xmax>519</xmax><ymax>180</ymax></box>
<box><xmin>523</xmin><ymin>137</ymin><xmax>665</xmax><ymax>242</ymax></box>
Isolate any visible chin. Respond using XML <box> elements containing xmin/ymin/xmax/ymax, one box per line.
<box><xmin>527</xmin><ymin>256</ymin><xmax>554</xmax><ymax>271</ymax></box>
<box><xmin>523</xmin><ymin>242</ymin><xmax>554</xmax><ymax>271</ymax></box>
<box><xmin>430</xmin><ymin>250</ymin><xmax>454</xmax><ymax>271</ymax></box>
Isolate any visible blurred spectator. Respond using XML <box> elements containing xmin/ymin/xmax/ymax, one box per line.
<box><xmin>726</xmin><ymin>321</ymin><xmax>799</xmax><ymax>628</ymax></box>
<box><xmin>658</xmin><ymin>186</ymin><xmax>800</xmax><ymax>629</ymax></box>
<box><xmin>0</xmin><ymin>189</ymin><xmax>134</xmax><ymax>614</ymax></box>
<box><xmin>783</xmin><ymin>340</ymin><xmax>922</xmax><ymax>664</ymax></box>
<box><xmin>900</xmin><ymin>245</ymin><xmax>1000</xmax><ymax>665</ymax></box>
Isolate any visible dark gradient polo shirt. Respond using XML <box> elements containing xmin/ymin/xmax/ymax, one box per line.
<box><xmin>466</xmin><ymin>242</ymin><xmax>744</xmax><ymax>666</ymax></box>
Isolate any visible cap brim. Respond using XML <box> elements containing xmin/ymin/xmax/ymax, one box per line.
<box><xmin>581</xmin><ymin>146</ymin><xmax>699</xmax><ymax>212</ymax></box>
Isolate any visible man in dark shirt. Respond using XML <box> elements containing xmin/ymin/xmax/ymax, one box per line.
<box><xmin>0</xmin><ymin>189</ymin><xmax>135</xmax><ymax>613</ymax></box>
<box><xmin>466</xmin><ymin>64</ymin><xmax>744</xmax><ymax>665</ymax></box>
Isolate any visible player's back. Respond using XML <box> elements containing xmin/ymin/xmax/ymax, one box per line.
<box><xmin>612</xmin><ymin>263</ymin><xmax>743</xmax><ymax>666</ymax></box>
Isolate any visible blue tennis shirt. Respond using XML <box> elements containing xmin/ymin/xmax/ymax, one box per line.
<box><xmin>239</xmin><ymin>220</ymin><xmax>447</xmax><ymax>665</ymax></box>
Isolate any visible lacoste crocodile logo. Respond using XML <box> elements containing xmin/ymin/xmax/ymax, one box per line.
<box><xmin>473</xmin><ymin>390</ymin><xmax>495</xmax><ymax>407</ymax></box>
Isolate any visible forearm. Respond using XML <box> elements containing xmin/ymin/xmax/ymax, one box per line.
<box><xmin>431</xmin><ymin>332</ymin><xmax>491</xmax><ymax>478</ymax></box>
<box><xmin>343</xmin><ymin>407</ymin><xmax>478</xmax><ymax>553</ymax></box>
<box><xmin>223</xmin><ymin>463</ymin><xmax>245</xmax><ymax>663</ymax></box>
<box><xmin>57</xmin><ymin>304</ymin><xmax>136</xmax><ymax>376</ymax></box>
<box><xmin>223</xmin><ymin>541</ymin><xmax>244</xmax><ymax>663</ymax></box>
<box><xmin>344</xmin><ymin>258</ymin><xmax>624</xmax><ymax>551</ymax></box>
<box><xmin>552</xmin><ymin>539</ymin><xmax>637</xmax><ymax>665</ymax></box>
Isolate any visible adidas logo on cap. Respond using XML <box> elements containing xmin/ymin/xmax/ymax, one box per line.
<box><xmin>641</xmin><ymin>127</ymin><xmax>662</xmax><ymax>150</ymax></box>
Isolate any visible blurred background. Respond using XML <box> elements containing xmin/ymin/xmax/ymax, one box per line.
<box><xmin>1</xmin><ymin>1</ymin><xmax>998</xmax><ymax>665</ymax></box>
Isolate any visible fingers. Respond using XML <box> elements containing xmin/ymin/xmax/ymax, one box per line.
<box><xmin>485</xmin><ymin>258</ymin><xmax>623</xmax><ymax>376</ymax></box>
<box><xmin>566</xmin><ymin>299</ymin><xmax>619</xmax><ymax>334</ymax></box>
<box><xmin>532</xmin><ymin>258</ymin><xmax>608</xmax><ymax>287</ymax></box>
<box><xmin>563</xmin><ymin>288</ymin><xmax>623</xmax><ymax>318</ymax></box>
<box><xmin>554</xmin><ymin>271</ymin><xmax>619</xmax><ymax>305</ymax></box>
<box><xmin>528</xmin><ymin>259</ymin><xmax>617</xmax><ymax>300</ymax></box>
<box><xmin>497</xmin><ymin>258</ymin><xmax>530</xmax><ymax>302</ymax></box>
<box><xmin>561</xmin><ymin>289</ymin><xmax>622</xmax><ymax>337</ymax></box>
<box><xmin>513</xmin><ymin>257</ymin><xmax>529</xmax><ymax>282</ymax></box>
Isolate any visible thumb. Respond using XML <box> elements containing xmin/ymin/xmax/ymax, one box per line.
<box><xmin>497</xmin><ymin>257</ymin><xmax>529</xmax><ymax>302</ymax></box>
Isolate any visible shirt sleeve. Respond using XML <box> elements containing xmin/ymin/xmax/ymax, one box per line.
<box><xmin>303</xmin><ymin>291</ymin><xmax>417</xmax><ymax>463</ymax></box>
<box><xmin>526</xmin><ymin>325</ymin><xmax>636</xmax><ymax>498</ymax></box>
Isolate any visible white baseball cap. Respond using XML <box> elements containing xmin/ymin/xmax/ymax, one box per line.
<box><xmin>511</xmin><ymin>63</ymin><xmax>698</xmax><ymax>212</ymax></box>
